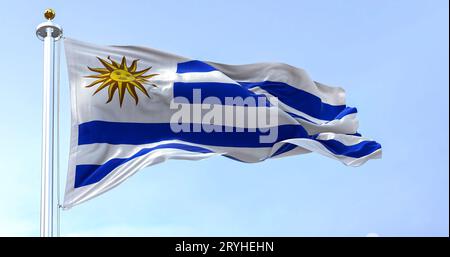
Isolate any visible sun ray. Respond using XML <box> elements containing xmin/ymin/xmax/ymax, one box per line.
<box><xmin>117</xmin><ymin>81</ymin><xmax>126</xmax><ymax>106</ymax></box>
<box><xmin>120</xmin><ymin>56</ymin><xmax>128</xmax><ymax>71</ymax></box>
<box><xmin>107</xmin><ymin>56</ymin><xmax>120</xmax><ymax>68</ymax></box>
<box><xmin>128</xmin><ymin>59</ymin><xmax>139</xmax><ymax>72</ymax></box>
<box><xmin>85</xmin><ymin>73</ymin><xmax>110</xmax><ymax>79</ymax></box>
<box><xmin>126</xmin><ymin>84</ymin><xmax>139</xmax><ymax>104</ymax></box>
<box><xmin>129</xmin><ymin>81</ymin><xmax>150</xmax><ymax>98</ymax></box>
<box><xmin>133</xmin><ymin>67</ymin><xmax>152</xmax><ymax>77</ymax></box>
<box><xmin>97</xmin><ymin>57</ymin><xmax>116</xmax><ymax>71</ymax></box>
<box><xmin>88</xmin><ymin>67</ymin><xmax>109</xmax><ymax>74</ymax></box>
<box><xmin>93</xmin><ymin>79</ymin><xmax>114</xmax><ymax>95</ymax></box>
<box><xmin>86</xmin><ymin>56</ymin><xmax>158</xmax><ymax>106</ymax></box>
<box><xmin>106</xmin><ymin>84</ymin><xmax>118</xmax><ymax>103</ymax></box>
<box><xmin>85</xmin><ymin>78</ymin><xmax>107</xmax><ymax>88</ymax></box>
<box><xmin>135</xmin><ymin>77</ymin><xmax>147</xmax><ymax>81</ymax></box>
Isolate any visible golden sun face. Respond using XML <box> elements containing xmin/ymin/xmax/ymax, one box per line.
<box><xmin>85</xmin><ymin>56</ymin><xmax>158</xmax><ymax>107</ymax></box>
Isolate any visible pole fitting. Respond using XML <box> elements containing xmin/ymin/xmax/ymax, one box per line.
<box><xmin>36</xmin><ymin>9</ymin><xmax>63</xmax><ymax>41</ymax></box>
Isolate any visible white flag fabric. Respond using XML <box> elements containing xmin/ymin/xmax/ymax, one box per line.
<box><xmin>63</xmin><ymin>38</ymin><xmax>381</xmax><ymax>208</ymax></box>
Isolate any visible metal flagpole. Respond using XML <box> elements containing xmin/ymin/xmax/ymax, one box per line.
<box><xmin>36</xmin><ymin>9</ymin><xmax>63</xmax><ymax>237</ymax></box>
<box><xmin>55</xmin><ymin>26</ymin><xmax>62</xmax><ymax>238</ymax></box>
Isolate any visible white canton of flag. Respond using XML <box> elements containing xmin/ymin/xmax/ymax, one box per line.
<box><xmin>63</xmin><ymin>38</ymin><xmax>381</xmax><ymax>208</ymax></box>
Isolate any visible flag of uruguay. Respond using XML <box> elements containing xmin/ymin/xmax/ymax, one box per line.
<box><xmin>63</xmin><ymin>38</ymin><xmax>381</xmax><ymax>208</ymax></box>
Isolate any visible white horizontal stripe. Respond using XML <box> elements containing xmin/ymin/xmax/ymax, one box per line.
<box><xmin>64</xmin><ymin>147</ymin><xmax>218</xmax><ymax>209</ymax></box>
<box><xmin>76</xmin><ymin>140</ymin><xmax>275</xmax><ymax>165</ymax></box>
<box><xmin>297</xmin><ymin>114</ymin><xmax>358</xmax><ymax>135</ymax></box>
<box><xmin>177</xmin><ymin>70</ymin><xmax>239</xmax><ymax>84</ymax></box>
<box><xmin>316</xmin><ymin>133</ymin><xmax>368</xmax><ymax>146</ymax></box>
<box><xmin>207</xmin><ymin>62</ymin><xmax>346</xmax><ymax>106</ymax></box>
<box><xmin>274</xmin><ymin>138</ymin><xmax>381</xmax><ymax>166</ymax></box>
<box><xmin>65</xmin><ymin>137</ymin><xmax>381</xmax><ymax>208</ymax></box>
<box><xmin>76</xmin><ymin>103</ymin><xmax>299</xmax><ymax>128</ymax></box>
<box><xmin>271</xmin><ymin>147</ymin><xmax>312</xmax><ymax>159</ymax></box>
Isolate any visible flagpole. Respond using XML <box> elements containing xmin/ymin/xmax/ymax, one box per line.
<box><xmin>36</xmin><ymin>9</ymin><xmax>63</xmax><ymax>237</ymax></box>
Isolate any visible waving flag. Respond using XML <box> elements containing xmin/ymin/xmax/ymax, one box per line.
<box><xmin>63</xmin><ymin>38</ymin><xmax>381</xmax><ymax>208</ymax></box>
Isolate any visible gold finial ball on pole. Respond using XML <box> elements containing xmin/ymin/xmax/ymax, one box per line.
<box><xmin>44</xmin><ymin>8</ymin><xmax>56</xmax><ymax>20</ymax></box>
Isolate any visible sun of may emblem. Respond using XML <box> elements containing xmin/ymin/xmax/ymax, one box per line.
<box><xmin>85</xmin><ymin>56</ymin><xmax>158</xmax><ymax>107</ymax></box>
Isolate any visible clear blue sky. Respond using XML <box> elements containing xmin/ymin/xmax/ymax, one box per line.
<box><xmin>0</xmin><ymin>0</ymin><xmax>448</xmax><ymax>236</ymax></box>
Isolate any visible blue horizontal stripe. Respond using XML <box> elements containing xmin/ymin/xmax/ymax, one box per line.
<box><xmin>78</xmin><ymin>121</ymin><xmax>309</xmax><ymax>147</ymax></box>
<box><xmin>78</xmin><ymin>121</ymin><xmax>380</xmax><ymax>157</ymax></box>
<box><xmin>286</xmin><ymin>107</ymin><xmax>356</xmax><ymax>124</ymax></box>
<box><xmin>174</xmin><ymin>82</ymin><xmax>271</xmax><ymax>107</ymax></box>
<box><xmin>76</xmin><ymin>122</ymin><xmax>381</xmax><ymax>187</ymax></box>
<box><xmin>286</xmin><ymin>112</ymin><xmax>320</xmax><ymax>124</ymax></box>
<box><xmin>173</xmin><ymin>81</ymin><xmax>354</xmax><ymax>120</ymax></box>
<box><xmin>75</xmin><ymin>143</ymin><xmax>213</xmax><ymax>188</ymax></box>
<box><xmin>175</xmin><ymin>60</ymin><xmax>353</xmax><ymax>121</ymax></box>
<box><xmin>312</xmin><ymin>136</ymin><xmax>381</xmax><ymax>158</ymax></box>
<box><xmin>177</xmin><ymin>60</ymin><xmax>217</xmax><ymax>73</ymax></box>
<box><xmin>271</xmin><ymin>138</ymin><xmax>380</xmax><ymax>159</ymax></box>
<box><xmin>334</xmin><ymin>107</ymin><xmax>357</xmax><ymax>120</ymax></box>
<box><xmin>240</xmin><ymin>81</ymin><xmax>348</xmax><ymax>121</ymax></box>
<box><xmin>271</xmin><ymin>143</ymin><xmax>298</xmax><ymax>157</ymax></box>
